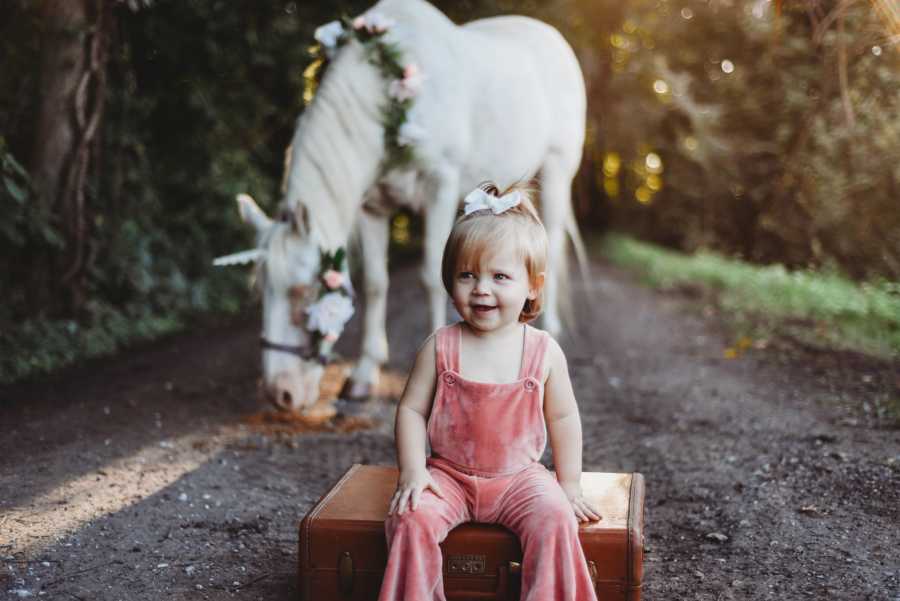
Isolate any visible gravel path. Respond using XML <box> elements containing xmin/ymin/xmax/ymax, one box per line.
<box><xmin>1</xmin><ymin>259</ymin><xmax>898</xmax><ymax>600</ymax></box>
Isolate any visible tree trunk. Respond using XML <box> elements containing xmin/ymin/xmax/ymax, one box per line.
<box><xmin>30</xmin><ymin>0</ymin><xmax>110</xmax><ymax>315</ymax></box>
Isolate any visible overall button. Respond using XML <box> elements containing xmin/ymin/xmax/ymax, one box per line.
<box><xmin>523</xmin><ymin>378</ymin><xmax>537</xmax><ymax>391</ymax></box>
<box><xmin>443</xmin><ymin>372</ymin><xmax>456</xmax><ymax>386</ymax></box>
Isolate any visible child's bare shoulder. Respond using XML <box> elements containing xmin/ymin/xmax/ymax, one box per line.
<box><xmin>533</xmin><ymin>326</ymin><xmax>566</xmax><ymax>384</ymax></box>
<box><xmin>400</xmin><ymin>332</ymin><xmax>440</xmax><ymax>416</ymax></box>
<box><xmin>412</xmin><ymin>331</ymin><xmax>439</xmax><ymax>370</ymax></box>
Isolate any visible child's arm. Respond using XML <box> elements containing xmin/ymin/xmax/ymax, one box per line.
<box><xmin>544</xmin><ymin>338</ymin><xmax>603</xmax><ymax>523</ymax></box>
<box><xmin>389</xmin><ymin>333</ymin><xmax>445</xmax><ymax>515</ymax></box>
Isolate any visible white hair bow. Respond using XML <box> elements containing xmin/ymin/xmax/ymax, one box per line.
<box><xmin>463</xmin><ymin>187</ymin><xmax>522</xmax><ymax>216</ymax></box>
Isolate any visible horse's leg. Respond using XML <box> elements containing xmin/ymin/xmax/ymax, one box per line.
<box><xmin>422</xmin><ymin>173</ymin><xmax>460</xmax><ymax>332</ymax></box>
<box><xmin>538</xmin><ymin>157</ymin><xmax>576</xmax><ymax>338</ymax></box>
<box><xmin>342</xmin><ymin>208</ymin><xmax>390</xmax><ymax>401</ymax></box>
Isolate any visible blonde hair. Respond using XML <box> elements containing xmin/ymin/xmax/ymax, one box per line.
<box><xmin>441</xmin><ymin>182</ymin><xmax>548</xmax><ymax>323</ymax></box>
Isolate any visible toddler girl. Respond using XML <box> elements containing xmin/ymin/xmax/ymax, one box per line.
<box><xmin>378</xmin><ymin>182</ymin><xmax>602</xmax><ymax>601</ymax></box>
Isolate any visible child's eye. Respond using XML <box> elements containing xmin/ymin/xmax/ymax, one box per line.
<box><xmin>458</xmin><ymin>272</ymin><xmax>474</xmax><ymax>280</ymax></box>
<box><xmin>494</xmin><ymin>273</ymin><xmax>510</xmax><ymax>281</ymax></box>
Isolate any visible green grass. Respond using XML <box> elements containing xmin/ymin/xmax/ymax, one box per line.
<box><xmin>599</xmin><ymin>234</ymin><xmax>900</xmax><ymax>360</ymax></box>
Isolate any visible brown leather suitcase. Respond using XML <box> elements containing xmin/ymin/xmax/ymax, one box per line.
<box><xmin>299</xmin><ymin>464</ymin><xmax>645</xmax><ymax>601</ymax></box>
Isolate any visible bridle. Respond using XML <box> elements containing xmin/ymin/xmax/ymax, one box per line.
<box><xmin>215</xmin><ymin>216</ymin><xmax>352</xmax><ymax>369</ymax></box>
<box><xmin>260</xmin><ymin>336</ymin><xmax>327</xmax><ymax>365</ymax></box>
<box><xmin>259</xmin><ymin>274</ymin><xmax>334</xmax><ymax>366</ymax></box>
<box><xmin>254</xmin><ymin>226</ymin><xmax>353</xmax><ymax>368</ymax></box>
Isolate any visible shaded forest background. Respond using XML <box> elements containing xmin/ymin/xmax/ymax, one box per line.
<box><xmin>1</xmin><ymin>0</ymin><xmax>898</xmax><ymax>381</ymax></box>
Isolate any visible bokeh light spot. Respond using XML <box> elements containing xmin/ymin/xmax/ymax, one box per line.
<box><xmin>681</xmin><ymin>7</ymin><xmax>694</xmax><ymax>19</ymax></box>
<box><xmin>721</xmin><ymin>59</ymin><xmax>735</xmax><ymax>74</ymax></box>
<box><xmin>871</xmin><ymin>46</ymin><xmax>882</xmax><ymax>56</ymax></box>
<box><xmin>653</xmin><ymin>79</ymin><xmax>669</xmax><ymax>94</ymax></box>
<box><xmin>391</xmin><ymin>213</ymin><xmax>410</xmax><ymax>245</ymax></box>
<box><xmin>603</xmin><ymin>152</ymin><xmax>622</xmax><ymax>177</ymax></box>
<box><xmin>604</xmin><ymin>177</ymin><xmax>620</xmax><ymax>199</ymax></box>
<box><xmin>645</xmin><ymin>152</ymin><xmax>663</xmax><ymax>173</ymax></box>
<box><xmin>635</xmin><ymin>186</ymin><xmax>653</xmax><ymax>204</ymax></box>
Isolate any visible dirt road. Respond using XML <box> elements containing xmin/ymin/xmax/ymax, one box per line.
<box><xmin>1</xmin><ymin>260</ymin><xmax>898</xmax><ymax>600</ymax></box>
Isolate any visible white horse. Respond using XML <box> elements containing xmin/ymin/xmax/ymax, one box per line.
<box><xmin>231</xmin><ymin>0</ymin><xmax>587</xmax><ymax>411</ymax></box>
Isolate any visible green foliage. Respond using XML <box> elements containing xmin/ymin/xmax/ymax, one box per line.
<box><xmin>577</xmin><ymin>0</ymin><xmax>900</xmax><ymax>280</ymax></box>
<box><xmin>602</xmin><ymin>234</ymin><xmax>900</xmax><ymax>359</ymax></box>
<box><xmin>0</xmin><ymin>302</ymin><xmax>182</xmax><ymax>383</ymax></box>
<box><xmin>0</xmin><ymin>136</ymin><xmax>63</xmax><ymax>251</ymax></box>
<box><xmin>0</xmin><ymin>2</ymin><xmax>377</xmax><ymax>381</ymax></box>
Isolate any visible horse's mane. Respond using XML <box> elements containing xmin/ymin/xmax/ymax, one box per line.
<box><xmin>282</xmin><ymin>44</ymin><xmax>385</xmax><ymax>251</ymax></box>
<box><xmin>280</xmin><ymin>0</ymin><xmax>458</xmax><ymax>251</ymax></box>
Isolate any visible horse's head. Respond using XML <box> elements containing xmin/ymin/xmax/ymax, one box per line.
<box><xmin>225</xmin><ymin>194</ymin><xmax>353</xmax><ymax>412</ymax></box>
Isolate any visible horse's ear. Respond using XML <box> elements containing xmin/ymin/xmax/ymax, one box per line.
<box><xmin>236</xmin><ymin>194</ymin><xmax>272</xmax><ymax>234</ymax></box>
<box><xmin>291</xmin><ymin>203</ymin><xmax>312</xmax><ymax>237</ymax></box>
<box><xmin>280</xmin><ymin>143</ymin><xmax>293</xmax><ymax>195</ymax></box>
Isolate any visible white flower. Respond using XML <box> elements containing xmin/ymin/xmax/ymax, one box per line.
<box><xmin>314</xmin><ymin>20</ymin><xmax>344</xmax><ymax>49</ymax></box>
<box><xmin>397</xmin><ymin>120</ymin><xmax>427</xmax><ymax>147</ymax></box>
<box><xmin>306</xmin><ymin>292</ymin><xmax>354</xmax><ymax>338</ymax></box>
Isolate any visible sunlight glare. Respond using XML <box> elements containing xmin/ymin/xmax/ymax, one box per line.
<box><xmin>3</xmin><ymin>431</ymin><xmax>230</xmax><ymax>556</ymax></box>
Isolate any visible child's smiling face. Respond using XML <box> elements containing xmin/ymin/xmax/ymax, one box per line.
<box><xmin>451</xmin><ymin>245</ymin><xmax>540</xmax><ymax>334</ymax></box>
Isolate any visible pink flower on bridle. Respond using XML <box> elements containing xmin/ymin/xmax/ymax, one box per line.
<box><xmin>322</xmin><ymin>269</ymin><xmax>345</xmax><ymax>290</ymax></box>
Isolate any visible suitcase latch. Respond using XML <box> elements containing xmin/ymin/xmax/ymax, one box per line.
<box><xmin>338</xmin><ymin>551</ymin><xmax>353</xmax><ymax>595</ymax></box>
<box><xmin>447</xmin><ymin>554</ymin><xmax>486</xmax><ymax>575</ymax></box>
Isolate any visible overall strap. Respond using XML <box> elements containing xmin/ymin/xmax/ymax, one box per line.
<box><xmin>518</xmin><ymin>325</ymin><xmax>550</xmax><ymax>381</ymax></box>
<box><xmin>435</xmin><ymin>323</ymin><xmax>460</xmax><ymax>374</ymax></box>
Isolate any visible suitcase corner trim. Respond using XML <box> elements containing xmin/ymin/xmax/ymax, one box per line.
<box><xmin>626</xmin><ymin>471</ymin><xmax>646</xmax><ymax>596</ymax></box>
<box><xmin>298</xmin><ymin>464</ymin><xmax>364</xmax><ymax>601</ymax></box>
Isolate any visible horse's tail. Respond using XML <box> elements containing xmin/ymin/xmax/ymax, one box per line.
<box><xmin>557</xmin><ymin>194</ymin><xmax>592</xmax><ymax>336</ymax></box>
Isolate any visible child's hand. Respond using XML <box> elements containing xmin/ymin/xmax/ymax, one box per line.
<box><xmin>560</xmin><ymin>481</ymin><xmax>602</xmax><ymax>523</ymax></box>
<box><xmin>389</xmin><ymin>469</ymin><xmax>445</xmax><ymax>515</ymax></box>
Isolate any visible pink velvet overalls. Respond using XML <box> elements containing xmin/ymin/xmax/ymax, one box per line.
<box><xmin>378</xmin><ymin>322</ymin><xmax>598</xmax><ymax>601</ymax></box>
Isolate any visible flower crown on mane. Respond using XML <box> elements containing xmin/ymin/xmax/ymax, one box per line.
<box><xmin>308</xmin><ymin>12</ymin><xmax>426</xmax><ymax>170</ymax></box>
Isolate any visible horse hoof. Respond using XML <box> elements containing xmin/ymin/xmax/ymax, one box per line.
<box><xmin>340</xmin><ymin>378</ymin><xmax>372</xmax><ymax>402</ymax></box>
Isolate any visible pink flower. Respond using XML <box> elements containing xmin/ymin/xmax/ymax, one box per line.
<box><xmin>403</xmin><ymin>63</ymin><xmax>419</xmax><ymax>80</ymax></box>
<box><xmin>352</xmin><ymin>13</ymin><xmax>394</xmax><ymax>34</ymax></box>
<box><xmin>366</xmin><ymin>13</ymin><xmax>394</xmax><ymax>33</ymax></box>
<box><xmin>322</xmin><ymin>269</ymin><xmax>344</xmax><ymax>290</ymax></box>
<box><xmin>388</xmin><ymin>62</ymin><xmax>424</xmax><ymax>101</ymax></box>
